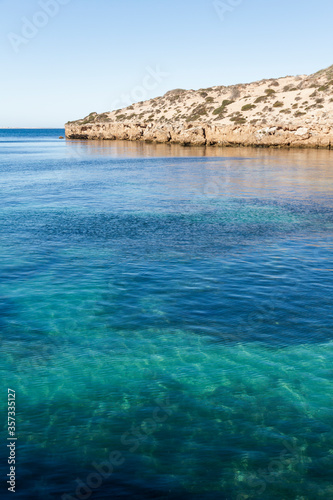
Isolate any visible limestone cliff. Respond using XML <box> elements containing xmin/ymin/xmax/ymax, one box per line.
<box><xmin>65</xmin><ymin>65</ymin><xmax>333</xmax><ymax>149</ymax></box>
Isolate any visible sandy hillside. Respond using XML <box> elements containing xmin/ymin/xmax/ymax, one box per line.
<box><xmin>66</xmin><ymin>65</ymin><xmax>333</xmax><ymax>148</ymax></box>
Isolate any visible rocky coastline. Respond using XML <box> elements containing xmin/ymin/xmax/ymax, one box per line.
<box><xmin>65</xmin><ymin>65</ymin><xmax>333</xmax><ymax>149</ymax></box>
<box><xmin>65</xmin><ymin>121</ymin><xmax>332</xmax><ymax>149</ymax></box>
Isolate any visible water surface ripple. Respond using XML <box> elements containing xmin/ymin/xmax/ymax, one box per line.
<box><xmin>0</xmin><ymin>130</ymin><xmax>332</xmax><ymax>500</ymax></box>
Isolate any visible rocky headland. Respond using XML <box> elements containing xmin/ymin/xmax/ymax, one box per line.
<box><xmin>65</xmin><ymin>65</ymin><xmax>333</xmax><ymax>149</ymax></box>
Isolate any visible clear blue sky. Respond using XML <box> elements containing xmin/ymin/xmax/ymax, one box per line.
<box><xmin>1</xmin><ymin>0</ymin><xmax>333</xmax><ymax>128</ymax></box>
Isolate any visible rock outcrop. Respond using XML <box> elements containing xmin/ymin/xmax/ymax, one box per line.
<box><xmin>65</xmin><ymin>65</ymin><xmax>333</xmax><ymax>149</ymax></box>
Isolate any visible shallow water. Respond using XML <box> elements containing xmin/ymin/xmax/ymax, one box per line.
<box><xmin>0</xmin><ymin>130</ymin><xmax>332</xmax><ymax>499</ymax></box>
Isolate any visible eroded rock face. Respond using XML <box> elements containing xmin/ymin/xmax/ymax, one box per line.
<box><xmin>65</xmin><ymin>121</ymin><xmax>333</xmax><ymax>149</ymax></box>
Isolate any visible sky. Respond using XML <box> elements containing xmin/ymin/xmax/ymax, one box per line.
<box><xmin>1</xmin><ymin>0</ymin><xmax>333</xmax><ymax>128</ymax></box>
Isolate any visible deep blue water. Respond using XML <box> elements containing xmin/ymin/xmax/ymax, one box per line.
<box><xmin>0</xmin><ymin>129</ymin><xmax>333</xmax><ymax>499</ymax></box>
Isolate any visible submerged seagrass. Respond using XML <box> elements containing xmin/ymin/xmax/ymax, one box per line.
<box><xmin>1</xmin><ymin>131</ymin><xmax>333</xmax><ymax>499</ymax></box>
<box><xmin>66</xmin><ymin>65</ymin><xmax>333</xmax><ymax>148</ymax></box>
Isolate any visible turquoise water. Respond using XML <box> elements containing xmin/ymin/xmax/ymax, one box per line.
<box><xmin>0</xmin><ymin>130</ymin><xmax>333</xmax><ymax>499</ymax></box>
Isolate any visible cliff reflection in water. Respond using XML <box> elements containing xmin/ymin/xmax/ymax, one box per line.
<box><xmin>65</xmin><ymin>139</ymin><xmax>333</xmax><ymax>204</ymax></box>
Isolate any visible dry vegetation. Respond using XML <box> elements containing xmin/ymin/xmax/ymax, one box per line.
<box><xmin>68</xmin><ymin>65</ymin><xmax>333</xmax><ymax>129</ymax></box>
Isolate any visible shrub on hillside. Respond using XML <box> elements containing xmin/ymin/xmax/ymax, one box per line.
<box><xmin>241</xmin><ymin>104</ymin><xmax>256</xmax><ymax>111</ymax></box>
<box><xmin>213</xmin><ymin>100</ymin><xmax>234</xmax><ymax>117</ymax></box>
<box><xmin>186</xmin><ymin>104</ymin><xmax>208</xmax><ymax>122</ymax></box>
<box><xmin>230</xmin><ymin>115</ymin><xmax>247</xmax><ymax>124</ymax></box>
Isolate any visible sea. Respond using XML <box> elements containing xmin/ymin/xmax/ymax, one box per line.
<box><xmin>0</xmin><ymin>129</ymin><xmax>332</xmax><ymax>499</ymax></box>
